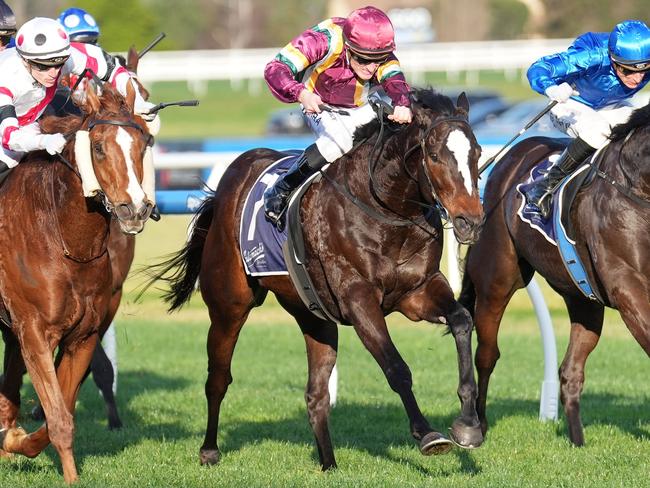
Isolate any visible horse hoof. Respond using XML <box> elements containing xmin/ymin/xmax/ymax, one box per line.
<box><xmin>199</xmin><ymin>448</ymin><xmax>221</xmax><ymax>466</ymax></box>
<box><xmin>449</xmin><ymin>419</ymin><xmax>484</xmax><ymax>449</ymax></box>
<box><xmin>419</xmin><ymin>431</ymin><xmax>454</xmax><ymax>456</ymax></box>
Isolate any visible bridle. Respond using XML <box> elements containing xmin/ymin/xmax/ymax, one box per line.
<box><xmin>58</xmin><ymin>116</ymin><xmax>153</xmax><ymax>216</ymax></box>
<box><xmin>322</xmin><ymin>106</ymin><xmax>474</xmax><ymax>236</ymax></box>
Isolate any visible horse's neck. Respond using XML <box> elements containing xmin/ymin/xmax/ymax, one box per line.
<box><xmin>50</xmin><ymin>155</ymin><xmax>111</xmax><ymax>254</ymax></box>
<box><xmin>344</xmin><ymin>132</ymin><xmax>420</xmax><ymax>210</ymax></box>
<box><xmin>600</xmin><ymin>138</ymin><xmax>650</xmax><ymax>200</ymax></box>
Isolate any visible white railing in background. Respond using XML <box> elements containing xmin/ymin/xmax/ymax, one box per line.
<box><xmin>137</xmin><ymin>38</ymin><xmax>572</xmax><ymax>86</ymax></box>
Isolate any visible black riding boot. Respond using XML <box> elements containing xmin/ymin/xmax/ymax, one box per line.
<box><xmin>263</xmin><ymin>143</ymin><xmax>326</xmax><ymax>228</ymax></box>
<box><xmin>523</xmin><ymin>137</ymin><xmax>595</xmax><ymax>219</ymax></box>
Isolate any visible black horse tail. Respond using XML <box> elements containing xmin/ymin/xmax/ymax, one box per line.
<box><xmin>457</xmin><ymin>245</ymin><xmax>476</xmax><ymax>319</ymax></box>
<box><xmin>140</xmin><ymin>192</ymin><xmax>215</xmax><ymax>312</ymax></box>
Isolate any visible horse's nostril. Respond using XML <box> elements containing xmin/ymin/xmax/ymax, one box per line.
<box><xmin>114</xmin><ymin>203</ymin><xmax>135</xmax><ymax>221</ymax></box>
<box><xmin>454</xmin><ymin>216</ymin><xmax>470</xmax><ymax>232</ymax></box>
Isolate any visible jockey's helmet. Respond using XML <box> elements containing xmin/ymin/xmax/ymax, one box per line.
<box><xmin>343</xmin><ymin>6</ymin><xmax>395</xmax><ymax>61</ymax></box>
<box><xmin>58</xmin><ymin>7</ymin><xmax>99</xmax><ymax>45</ymax></box>
<box><xmin>16</xmin><ymin>18</ymin><xmax>71</xmax><ymax>66</ymax></box>
<box><xmin>0</xmin><ymin>0</ymin><xmax>16</xmax><ymax>36</ymax></box>
<box><xmin>608</xmin><ymin>20</ymin><xmax>650</xmax><ymax>71</ymax></box>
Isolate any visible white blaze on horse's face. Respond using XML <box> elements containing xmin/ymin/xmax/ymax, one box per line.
<box><xmin>446</xmin><ymin>129</ymin><xmax>473</xmax><ymax>194</ymax></box>
<box><xmin>115</xmin><ymin>127</ymin><xmax>146</xmax><ymax>206</ymax></box>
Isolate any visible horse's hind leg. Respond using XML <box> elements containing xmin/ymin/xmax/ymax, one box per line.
<box><xmin>292</xmin><ymin>310</ymin><xmax>338</xmax><ymax>470</ymax></box>
<box><xmin>89</xmin><ymin>342</ymin><xmax>122</xmax><ymax>429</ymax></box>
<box><xmin>199</xmin><ymin>261</ymin><xmax>259</xmax><ymax>466</ymax></box>
<box><xmin>344</xmin><ymin>286</ymin><xmax>453</xmax><ymax>455</ymax></box>
<box><xmin>560</xmin><ymin>297</ymin><xmax>604</xmax><ymax>446</ymax></box>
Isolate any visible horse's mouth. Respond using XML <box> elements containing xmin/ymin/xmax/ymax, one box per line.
<box><xmin>452</xmin><ymin>215</ymin><xmax>484</xmax><ymax>245</ymax></box>
<box><xmin>118</xmin><ymin>219</ymin><xmax>146</xmax><ymax>235</ymax></box>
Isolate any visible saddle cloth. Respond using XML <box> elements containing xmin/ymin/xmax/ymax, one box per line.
<box><xmin>515</xmin><ymin>153</ymin><xmax>602</xmax><ymax>302</ymax></box>
<box><xmin>239</xmin><ymin>152</ymin><xmax>301</xmax><ymax>276</ymax></box>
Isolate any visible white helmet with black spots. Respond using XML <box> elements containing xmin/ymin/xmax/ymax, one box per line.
<box><xmin>16</xmin><ymin>17</ymin><xmax>71</xmax><ymax>66</ymax></box>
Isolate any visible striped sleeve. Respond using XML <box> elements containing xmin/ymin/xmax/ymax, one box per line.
<box><xmin>377</xmin><ymin>57</ymin><xmax>411</xmax><ymax>107</ymax></box>
<box><xmin>264</xmin><ymin>25</ymin><xmax>331</xmax><ymax>103</ymax></box>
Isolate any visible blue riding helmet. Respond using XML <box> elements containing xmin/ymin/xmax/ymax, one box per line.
<box><xmin>58</xmin><ymin>7</ymin><xmax>100</xmax><ymax>44</ymax></box>
<box><xmin>608</xmin><ymin>20</ymin><xmax>650</xmax><ymax>71</ymax></box>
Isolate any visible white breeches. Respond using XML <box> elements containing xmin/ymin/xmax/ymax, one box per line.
<box><xmin>303</xmin><ymin>104</ymin><xmax>377</xmax><ymax>162</ymax></box>
<box><xmin>549</xmin><ymin>98</ymin><xmax>634</xmax><ymax>149</ymax></box>
<box><xmin>0</xmin><ymin>122</ymin><xmax>41</xmax><ymax>168</ymax></box>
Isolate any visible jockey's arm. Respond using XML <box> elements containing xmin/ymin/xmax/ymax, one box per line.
<box><xmin>377</xmin><ymin>61</ymin><xmax>412</xmax><ymax>123</ymax></box>
<box><xmin>0</xmin><ymin>94</ymin><xmax>65</xmax><ymax>155</ymax></box>
<box><xmin>67</xmin><ymin>44</ymin><xmax>153</xmax><ymax>116</ymax></box>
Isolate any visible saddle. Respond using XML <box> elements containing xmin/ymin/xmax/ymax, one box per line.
<box><xmin>238</xmin><ymin>153</ymin><xmax>339</xmax><ymax>323</ymax></box>
<box><xmin>516</xmin><ymin>148</ymin><xmax>603</xmax><ymax>302</ymax></box>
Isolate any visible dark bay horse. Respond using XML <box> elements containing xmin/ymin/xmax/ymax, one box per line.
<box><xmin>149</xmin><ymin>89</ymin><xmax>485</xmax><ymax>469</ymax></box>
<box><xmin>460</xmin><ymin>104</ymin><xmax>650</xmax><ymax>446</ymax></box>
<box><xmin>0</xmin><ymin>81</ymin><xmax>153</xmax><ymax>483</ymax></box>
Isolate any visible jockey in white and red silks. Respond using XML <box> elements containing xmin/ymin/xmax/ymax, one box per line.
<box><xmin>0</xmin><ymin>17</ymin><xmax>154</xmax><ymax>174</ymax></box>
<box><xmin>262</xmin><ymin>6</ymin><xmax>413</xmax><ymax>227</ymax></box>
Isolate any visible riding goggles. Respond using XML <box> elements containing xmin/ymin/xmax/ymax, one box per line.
<box><xmin>27</xmin><ymin>56</ymin><xmax>69</xmax><ymax>72</ymax></box>
<box><xmin>614</xmin><ymin>61</ymin><xmax>650</xmax><ymax>76</ymax></box>
<box><xmin>349</xmin><ymin>50</ymin><xmax>390</xmax><ymax>66</ymax></box>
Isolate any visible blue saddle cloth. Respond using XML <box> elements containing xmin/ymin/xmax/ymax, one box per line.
<box><xmin>513</xmin><ymin>155</ymin><xmax>601</xmax><ymax>301</ymax></box>
<box><xmin>515</xmin><ymin>155</ymin><xmax>562</xmax><ymax>244</ymax></box>
<box><xmin>239</xmin><ymin>152</ymin><xmax>301</xmax><ymax>276</ymax></box>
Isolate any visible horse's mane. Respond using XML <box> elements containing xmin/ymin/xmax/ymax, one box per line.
<box><xmin>610</xmin><ymin>103</ymin><xmax>650</xmax><ymax>142</ymax></box>
<box><xmin>353</xmin><ymin>87</ymin><xmax>456</xmax><ymax>144</ymax></box>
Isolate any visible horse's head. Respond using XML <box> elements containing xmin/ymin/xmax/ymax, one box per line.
<box><xmin>410</xmin><ymin>89</ymin><xmax>484</xmax><ymax>244</ymax></box>
<box><xmin>66</xmin><ymin>81</ymin><xmax>155</xmax><ymax>234</ymax></box>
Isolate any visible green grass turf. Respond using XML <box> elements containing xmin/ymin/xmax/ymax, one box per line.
<box><xmin>0</xmin><ymin>215</ymin><xmax>648</xmax><ymax>487</ymax></box>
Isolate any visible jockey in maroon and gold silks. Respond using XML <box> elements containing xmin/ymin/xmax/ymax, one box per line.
<box><xmin>264</xmin><ymin>17</ymin><xmax>410</xmax><ymax>109</ymax></box>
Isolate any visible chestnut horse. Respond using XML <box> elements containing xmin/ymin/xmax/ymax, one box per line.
<box><xmin>149</xmin><ymin>89</ymin><xmax>485</xmax><ymax>469</ymax></box>
<box><xmin>460</xmin><ymin>104</ymin><xmax>650</xmax><ymax>446</ymax></box>
<box><xmin>0</xmin><ymin>81</ymin><xmax>153</xmax><ymax>483</ymax></box>
<box><xmin>22</xmin><ymin>46</ymin><xmax>149</xmax><ymax>429</ymax></box>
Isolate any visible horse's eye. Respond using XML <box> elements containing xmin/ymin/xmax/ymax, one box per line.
<box><xmin>93</xmin><ymin>141</ymin><xmax>104</xmax><ymax>156</ymax></box>
<box><xmin>429</xmin><ymin>153</ymin><xmax>439</xmax><ymax>162</ymax></box>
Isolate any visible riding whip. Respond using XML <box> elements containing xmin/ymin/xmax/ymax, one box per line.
<box><xmin>478</xmin><ymin>100</ymin><xmax>557</xmax><ymax>175</ymax></box>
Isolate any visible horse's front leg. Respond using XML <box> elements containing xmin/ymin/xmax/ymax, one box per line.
<box><xmin>399</xmin><ymin>272</ymin><xmax>482</xmax><ymax>449</ymax></box>
<box><xmin>343</xmin><ymin>284</ymin><xmax>454</xmax><ymax>456</ymax></box>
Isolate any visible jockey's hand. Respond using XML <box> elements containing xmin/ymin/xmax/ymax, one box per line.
<box><xmin>298</xmin><ymin>89</ymin><xmax>323</xmax><ymax>113</ymax></box>
<box><xmin>41</xmin><ymin>133</ymin><xmax>67</xmax><ymax>155</ymax></box>
<box><xmin>388</xmin><ymin>105</ymin><xmax>413</xmax><ymax>124</ymax></box>
<box><xmin>545</xmin><ymin>82</ymin><xmax>577</xmax><ymax>103</ymax></box>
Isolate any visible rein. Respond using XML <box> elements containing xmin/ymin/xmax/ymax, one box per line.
<box><xmin>324</xmin><ymin>109</ymin><xmax>471</xmax><ymax>236</ymax></box>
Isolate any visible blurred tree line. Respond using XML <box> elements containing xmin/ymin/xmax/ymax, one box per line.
<box><xmin>6</xmin><ymin>0</ymin><xmax>650</xmax><ymax>50</ymax></box>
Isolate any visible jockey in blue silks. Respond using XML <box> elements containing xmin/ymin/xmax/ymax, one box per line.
<box><xmin>57</xmin><ymin>7</ymin><xmax>100</xmax><ymax>44</ymax></box>
<box><xmin>523</xmin><ymin>20</ymin><xmax>650</xmax><ymax>218</ymax></box>
<box><xmin>0</xmin><ymin>0</ymin><xmax>15</xmax><ymax>51</ymax></box>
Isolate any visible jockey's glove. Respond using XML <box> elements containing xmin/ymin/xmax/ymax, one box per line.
<box><xmin>544</xmin><ymin>82</ymin><xmax>577</xmax><ymax>103</ymax></box>
<box><xmin>41</xmin><ymin>133</ymin><xmax>67</xmax><ymax>155</ymax></box>
<box><xmin>134</xmin><ymin>100</ymin><xmax>156</xmax><ymax>121</ymax></box>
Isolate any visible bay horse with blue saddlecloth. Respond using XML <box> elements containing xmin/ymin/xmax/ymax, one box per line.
<box><xmin>460</xmin><ymin>103</ymin><xmax>650</xmax><ymax>447</ymax></box>
<box><xmin>146</xmin><ymin>88</ymin><xmax>485</xmax><ymax>469</ymax></box>
<box><xmin>0</xmin><ymin>80</ymin><xmax>154</xmax><ymax>483</ymax></box>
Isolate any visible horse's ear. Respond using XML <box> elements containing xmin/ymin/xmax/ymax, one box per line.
<box><xmin>125</xmin><ymin>79</ymin><xmax>136</xmax><ymax>114</ymax></box>
<box><xmin>74</xmin><ymin>79</ymin><xmax>101</xmax><ymax>115</ymax></box>
<box><xmin>126</xmin><ymin>45</ymin><xmax>139</xmax><ymax>72</ymax></box>
<box><xmin>456</xmin><ymin>92</ymin><xmax>470</xmax><ymax>117</ymax></box>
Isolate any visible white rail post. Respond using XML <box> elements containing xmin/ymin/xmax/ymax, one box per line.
<box><xmin>526</xmin><ymin>278</ymin><xmax>559</xmax><ymax>421</ymax></box>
